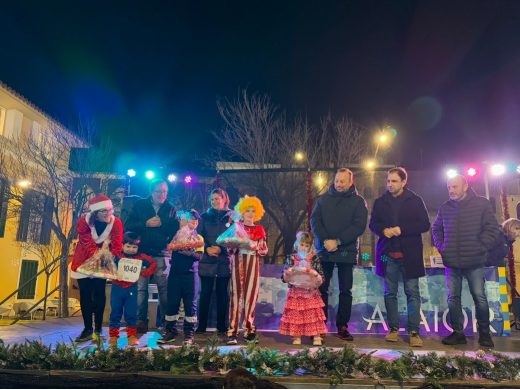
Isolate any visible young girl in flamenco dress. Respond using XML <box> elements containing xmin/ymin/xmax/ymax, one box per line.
<box><xmin>279</xmin><ymin>231</ymin><xmax>327</xmax><ymax>346</ymax></box>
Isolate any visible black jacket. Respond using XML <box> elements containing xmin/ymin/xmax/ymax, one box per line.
<box><xmin>432</xmin><ymin>188</ymin><xmax>500</xmax><ymax>269</ymax></box>
<box><xmin>198</xmin><ymin>208</ymin><xmax>232</xmax><ymax>277</ymax></box>
<box><xmin>369</xmin><ymin>188</ymin><xmax>430</xmax><ymax>279</ymax></box>
<box><xmin>125</xmin><ymin>197</ymin><xmax>179</xmax><ymax>256</ymax></box>
<box><xmin>310</xmin><ymin>184</ymin><xmax>368</xmax><ymax>264</ymax></box>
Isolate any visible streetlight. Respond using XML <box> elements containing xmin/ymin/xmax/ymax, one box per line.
<box><xmin>17</xmin><ymin>179</ymin><xmax>31</xmax><ymax>188</ymax></box>
<box><xmin>294</xmin><ymin>151</ymin><xmax>305</xmax><ymax>162</ymax></box>
<box><xmin>373</xmin><ymin>126</ymin><xmax>395</xmax><ymax>159</ymax></box>
<box><xmin>364</xmin><ymin>159</ymin><xmax>377</xmax><ymax>170</ymax></box>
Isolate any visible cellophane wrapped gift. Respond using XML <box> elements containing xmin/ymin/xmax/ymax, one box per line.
<box><xmin>167</xmin><ymin>225</ymin><xmax>204</xmax><ymax>251</ymax></box>
<box><xmin>77</xmin><ymin>246</ymin><xmax>118</xmax><ymax>279</ymax></box>
<box><xmin>216</xmin><ymin>221</ymin><xmax>253</xmax><ymax>249</ymax></box>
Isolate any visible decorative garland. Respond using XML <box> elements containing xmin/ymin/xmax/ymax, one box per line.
<box><xmin>1</xmin><ymin>337</ymin><xmax>519</xmax><ymax>387</ymax></box>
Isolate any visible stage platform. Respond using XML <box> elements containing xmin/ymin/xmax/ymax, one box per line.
<box><xmin>1</xmin><ymin>315</ymin><xmax>520</xmax><ymax>355</ymax></box>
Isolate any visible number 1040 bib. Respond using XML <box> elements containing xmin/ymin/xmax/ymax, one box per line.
<box><xmin>117</xmin><ymin>258</ymin><xmax>143</xmax><ymax>283</ymax></box>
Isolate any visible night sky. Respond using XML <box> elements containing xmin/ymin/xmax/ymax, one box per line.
<box><xmin>2</xmin><ymin>1</ymin><xmax>520</xmax><ymax>174</ymax></box>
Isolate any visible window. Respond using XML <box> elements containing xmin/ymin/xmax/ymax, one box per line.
<box><xmin>0</xmin><ymin>178</ymin><xmax>8</xmax><ymax>237</ymax></box>
<box><xmin>3</xmin><ymin>109</ymin><xmax>23</xmax><ymax>140</ymax></box>
<box><xmin>17</xmin><ymin>259</ymin><xmax>39</xmax><ymax>300</ymax></box>
<box><xmin>0</xmin><ymin>106</ymin><xmax>6</xmax><ymax>136</ymax></box>
<box><xmin>31</xmin><ymin>120</ymin><xmax>42</xmax><ymax>146</ymax></box>
<box><xmin>16</xmin><ymin>189</ymin><xmax>54</xmax><ymax>244</ymax></box>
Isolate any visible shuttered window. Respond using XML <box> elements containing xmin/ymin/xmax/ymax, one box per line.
<box><xmin>0</xmin><ymin>178</ymin><xmax>8</xmax><ymax>237</ymax></box>
<box><xmin>17</xmin><ymin>259</ymin><xmax>39</xmax><ymax>299</ymax></box>
<box><xmin>16</xmin><ymin>190</ymin><xmax>54</xmax><ymax>244</ymax></box>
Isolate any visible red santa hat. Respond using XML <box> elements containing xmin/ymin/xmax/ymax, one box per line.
<box><xmin>88</xmin><ymin>194</ymin><xmax>113</xmax><ymax>212</ymax></box>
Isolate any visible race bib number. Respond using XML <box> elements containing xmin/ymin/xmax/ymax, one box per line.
<box><xmin>117</xmin><ymin>258</ymin><xmax>143</xmax><ymax>283</ymax></box>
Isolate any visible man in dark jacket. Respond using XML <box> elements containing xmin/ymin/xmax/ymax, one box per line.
<box><xmin>125</xmin><ymin>179</ymin><xmax>179</xmax><ymax>333</ymax></box>
<box><xmin>369</xmin><ymin>167</ymin><xmax>430</xmax><ymax>347</ymax></box>
<box><xmin>432</xmin><ymin>175</ymin><xmax>500</xmax><ymax>348</ymax></box>
<box><xmin>310</xmin><ymin>168</ymin><xmax>368</xmax><ymax>341</ymax></box>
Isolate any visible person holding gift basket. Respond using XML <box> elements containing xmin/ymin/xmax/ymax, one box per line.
<box><xmin>70</xmin><ymin>194</ymin><xmax>123</xmax><ymax>343</ymax></box>
<box><xmin>279</xmin><ymin>231</ymin><xmax>327</xmax><ymax>346</ymax></box>
<box><xmin>159</xmin><ymin>210</ymin><xmax>204</xmax><ymax>344</ymax></box>
<box><xmin>217</xmin><ymin>195</ymin><xmax>268</xmax><ymax>345</ymax></box>
<box><xmin>109</xmin><ymin>232</ymin><xmax>157</xmax><ymax>347</ymax></box>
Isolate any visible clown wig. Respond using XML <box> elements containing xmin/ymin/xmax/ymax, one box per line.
<box><xmin>234</xmin><ymin>195</ymin><xmax>265</xmax><ymax>222</ymax></box>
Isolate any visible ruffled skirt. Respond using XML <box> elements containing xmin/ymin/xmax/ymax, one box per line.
<box><xmin>279</xmin><ymin>287</ymin><xmax>327</xmax><ymax>336</ymax></box>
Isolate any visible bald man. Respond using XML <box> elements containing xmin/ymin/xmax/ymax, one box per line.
<box><xmin>432</xmin><ymin>175</ymin><xmax>500</xmax><ymax>348</ymax></box>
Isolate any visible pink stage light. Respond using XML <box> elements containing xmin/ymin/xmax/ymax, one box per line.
<box><xmin>184</xmin><ymin>175</ymin><xmax>192</xmax><ymax>184</ymax></box>
<box><xmin>467</xmin><ymin>167</ymin><xmax>477</xmax><ymax>177</ymax></box>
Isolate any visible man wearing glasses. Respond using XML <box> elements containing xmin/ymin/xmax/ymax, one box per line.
<box><xmin>126</xmin><ymin>179</ymin><xmax>179</xmax><ymax>333</ymax></box>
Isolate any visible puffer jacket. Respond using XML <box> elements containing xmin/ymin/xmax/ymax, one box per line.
<box><xmin>432</xmin><ymin>188</ymin><xmax>500</xmax><ymax>269</ymax></box>
<box><xmin>310</xmin><ymin>184</ymin><xmax>368</xmax><ymax>264</ymax></box>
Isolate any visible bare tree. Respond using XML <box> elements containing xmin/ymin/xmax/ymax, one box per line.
<box><xmin>0</xmin><ymin>120</ymin><xmax>112</xmax><ymax>317</ymax></box>
<box><xmin>214</xmin><ymin>90</ymin><xmax>371</xmax><ymax>263</ymax></box>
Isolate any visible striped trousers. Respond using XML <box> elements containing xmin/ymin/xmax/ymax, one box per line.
<box><xmin>227</xmin><ymin>250</ymin><xmax>260</xmax><ymax>337</ymax></box>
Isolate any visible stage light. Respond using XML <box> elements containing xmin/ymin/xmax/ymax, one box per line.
<box><xmin>145</xmin><ymin>170</ymin><xmax>155</xmax><ymax>180</ymax></box>
<box><xmin>184</xmin><ymin>175</ymin><xmax>192</xmax><ymax>184</ymax></box>
<box><xmin>490</xmin><ymin>164</ymin><xmax>506</xmax><ymax>176</ymax></box>
<box><xmin>446</xmin><ymin>169</ymin><xmax>458</xmax><ymax>179</ymax></box>
<box><xmin>517</xmin><ymin>165</ymin><xmax>520</xmax><ymax>174</ymax></box>
<box><xmin>466</xmin><ymin>167</ymin><xmax>477</xmax><ymax>177</ymax></box>
<box><xmin>127</xmin><ymin>169</ymin><xmax>136</xmax><ymax>177</ymax></box>
<box><xmin>167</xmin><ymin>174</ymin><xmax>177</xmax><ymax>183</ymax></box>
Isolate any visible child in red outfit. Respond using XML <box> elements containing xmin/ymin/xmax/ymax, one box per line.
<box><xmin>227</xmin><ymin>196</ymin><xmax>268</xmax><ymax>345</ymax></box>
<box><xmin>109</xmin><ymin>232</ymin><xmax>156</xmax><ymax>347</ymax></box>
<box><xmin>279</xmin><ymin>231</ymin><xmax>327</xmax><ymax>346</ymax></box>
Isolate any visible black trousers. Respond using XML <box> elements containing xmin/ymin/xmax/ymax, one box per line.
<box><xmin>197</xmin><ymin>275</ymin><xmax>230</xmax><ymax>332</ymax></box>
<box><xmin>77</xmin><ymin>278</ymin><xmax>106</xmax><ymax>332</ymax></box>
<box><xmin>319</xmin><ymin>262</ymin><xmax>354</xmax><ymax>330</ymax></box>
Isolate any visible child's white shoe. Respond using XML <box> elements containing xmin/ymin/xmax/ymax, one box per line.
<box><xmin>313</xmin><ymin>336</ymin><xmax>323</xmax><ymax>346</ymax></box>
<box><xmin>292</xmin><ymin>337</ymin><xmax>301</xmax><ymax>345</ymax></box>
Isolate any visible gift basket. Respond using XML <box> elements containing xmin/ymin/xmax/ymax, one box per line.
<box><xmin>284</xmin><ymin>255</ymin><xmax>323</xmax><ymax>289</ymax></box>
<box><xmin>216</xmin><ymin>212</ymin><xmax>254</xmax><ymax>249</ymax></box>
<box><xmin>76</xmin><ymin>242</ymin><xmax>118</xmax><ymax>279</ymax></box>
<box><xmin>167</xmin><ymin>225</ymin><xmax>204</xmax><ymax>251</ymax></box>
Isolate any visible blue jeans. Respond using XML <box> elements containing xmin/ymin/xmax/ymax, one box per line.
<box><xmin>383</xmin><ymin>259</ymin><xmax>421</xmax><ymax>333</ymax></box>
<box><xmin>446</xmin><ymin>266</ymin><xmax>490</xmax><ymax>333</ymax></box>
<box><xmin>137</xmin><ymin>254</ymin><xmax>169</xmax><ymax>323</ymax></box>
<box><xmin>110</xmin><ymin>284</ymin><xmax>137</xmax><ymax>328</ymax></box>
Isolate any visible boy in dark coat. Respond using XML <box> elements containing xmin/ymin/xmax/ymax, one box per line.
<box><xmin>369</xmin><ymin>167</ymin><xmax>430</xmax><ymax>347</ymax></box>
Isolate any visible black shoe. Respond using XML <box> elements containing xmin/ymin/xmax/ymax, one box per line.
<box><xmin>136</xmin><ymin>321</ymin><xmax>148</xmax><ymax>334</ymax></box>
<box><xmin>227</xmin><ymin>336</ymin><xmax>238</xmax><ymax>345</ymax></box>
<box><xmin>75</xmin><ymin>328</ymin><xmax>93</xmax><ymax>342</ymax></box>
<box><xmin>337</xmin><ymin>326</ymin><xmax>354</xmax><ymax>341</ymax></box>
<box><xmin>478</xmin><ymin>332</ymin><xmax>494</xmax><ymax>348</ymax></box>
<box><xmin>157</xmin><ymin>330</ymin><xmax>178</xmax><ymax>344</ymax></box>
<box><xmin>244</xmin><ymin>333</ymin><xmax>258</xmax><ymax>342</ymax></box>
<box><xmin>442</xmin><ymin>331</ymin><xmax>467</xmax><ymax>345</ymax></box>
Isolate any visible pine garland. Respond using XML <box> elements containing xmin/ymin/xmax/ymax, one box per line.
<box><xmin>0</xmin><ymin>338</ymin><xmax>519</xmax><ymax>386</ymax></box>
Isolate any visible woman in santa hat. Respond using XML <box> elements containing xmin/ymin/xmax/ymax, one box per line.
<box><xmin>71</xmin><ymin>194</ymin><xmax>123</xmax><ymax>342</ymax></box>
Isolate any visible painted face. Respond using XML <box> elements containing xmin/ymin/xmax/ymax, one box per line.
<box><xmin>243</xmin><ymin>206</ymin><xmax>256</xmax><ymax>225</ymax></box>
<box><xmin>151</xmin><ymin>183</ymin><xmax>168</xmax><ymax>205</ymax></box>
<box><xmin>447</xmin><ymin>177</ymin><xmax>468</xmax><ymax>201</ymax></box>
<box><xmin>334</xmin><ymin>171</ymin><xmax>352</xmax><ymax>192</ymax></box>
<box><xmin>187</xmin><ymin>218</ymin><xmax>199</xmax><ymax>230</ymax></box>
<box><xmin>210</xmin><ymin>193</ymin><xmax>226</xmax><ymax>210</ymax></box>
<box><xmin>95</xmin><ymin>208</ymin><xmax>113</xmax><ymax>223</ymax></box>
<box><xmin>387</xmin><ymin>172</ymin><xmax>406</xmax><ymax>197</ymax></box>
<box><xmin>123</xmin><ymin>243</ymin><xmax>139</xmax><ymax>255</ymax></box>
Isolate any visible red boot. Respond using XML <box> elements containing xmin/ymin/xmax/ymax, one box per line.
<box><xmin>127</xmin><ymin>326</ymin><xmax>139</xmax><ymax>346</ymax></box>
